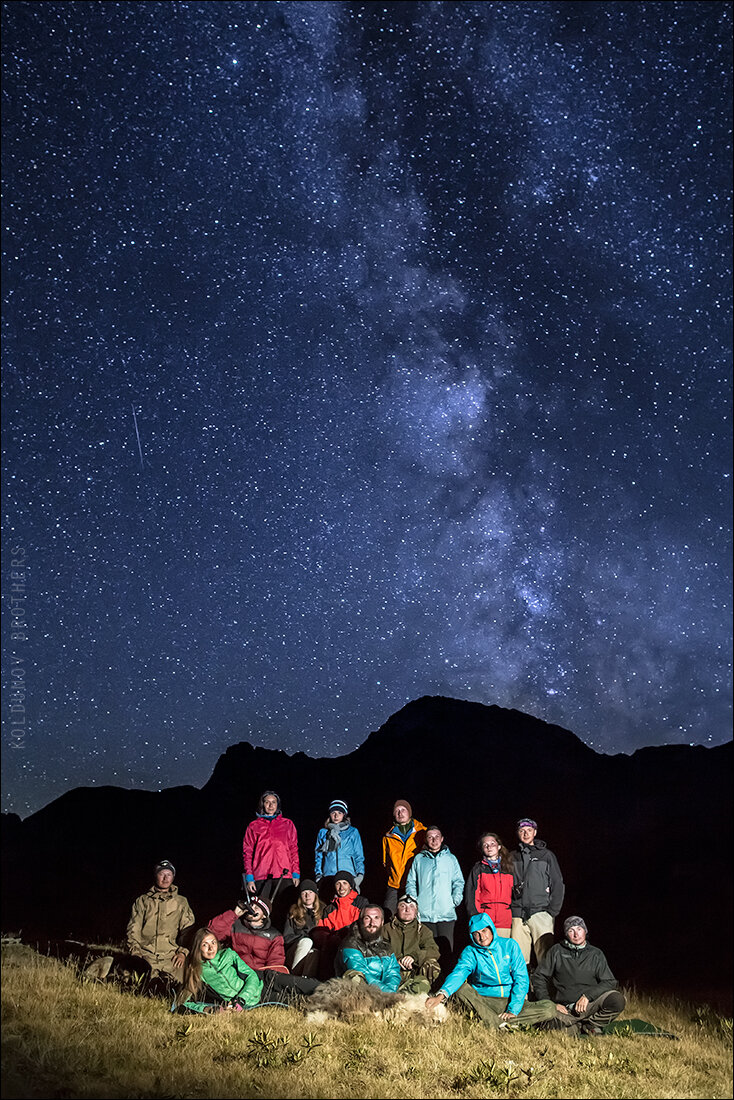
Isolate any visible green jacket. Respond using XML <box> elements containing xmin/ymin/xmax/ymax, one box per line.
<box><xmin>182</xmin><ymin>947</ymin><xmax>263</xmax><ymax>1013</ymax></box>
<box><xmin>126</xmin><ymin>884</ymin><xmax>195</xmax><ymax>972</ymax></box>
<box><xmin>383</xmin><ymin>916</ymin><xmax>440</xmax><ymax>976</ymax></box>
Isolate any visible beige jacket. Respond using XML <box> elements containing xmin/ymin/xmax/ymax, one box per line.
<box><xmin>126</xmin><ymin>884</ymin><xmax>195</xmax><ymax>973</ymax></box>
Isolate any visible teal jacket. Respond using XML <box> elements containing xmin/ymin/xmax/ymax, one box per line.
<box><xmin>182</xmin><ymin>946</ymin><xmax>263</xmax><ymax>1013</ymax></box>
<box><xmin>405</xmin><ymin>846</ymin><xmax>464</xmax><ymax>923</ymax></box>
<box><xmin>441</xmin><ymin>913</ymin><xmax>529</xmax><ymax>1015</ymax></box>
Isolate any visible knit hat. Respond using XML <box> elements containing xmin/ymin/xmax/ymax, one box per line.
<box><xmin>563</xmin><ymin>915</ymin><xmax>588</xmax><ymax>935</ymax></box>
<box><xmin>329</xmin><ymin>799</ymin><xmax>348</xmax><ymax>815</ymax></box>
<box><xmin>397</xmin><ymin>894</ymin><xmax>418</xmax><ymax>907</ymax></box>
<box><xmin>252</xmin><ymin>897</ymin><xmax>270</xmax><ymax>919</ymax></box>
<box><xmin>516</xmin><ymin>818</ymin><xmax>537</xmax><ymax>830</ymax></box>
<box><xmin>154</xmin><ymin>860</ymin><xmax>176</xmax><ymax>876</ymax></box>
<box><xmin>298</xmin><ymin>878</ymin><xmax>319</xmax><ymax>895</ymax></box>
<box><xmin>393</xmin><ymin>799</ymin><xmax>412</xmax><ymax>818</ymax></box>
<box><xmin>333</xmin><ymin>870</ymin><xmax>355</xmax><ymax>888</ymax></box>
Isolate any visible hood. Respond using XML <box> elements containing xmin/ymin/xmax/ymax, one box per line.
<box><xmin>469</xmin><ymin>912</ymin><xmax>499</xmax><ymax>942</ymax></box>
<box><xmin>519</xmin><ymin>837</ymin><xmax>547</xmax><ymax>852</ymax></box>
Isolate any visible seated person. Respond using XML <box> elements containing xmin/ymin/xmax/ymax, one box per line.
<box><xmin>426</xmin><ymin>913</ymin><xmax>557</xmax><ymax>1029</ymax></box>
<box><xmin>208</xmin><ymin>897</ymin><xmax>319</xmax><ymax>998</ymax></box>
<box><xmin>531</xmin><ymin>915</ymin><xmax>626</xmax><ymax>1034</ymax></box>
<box><xmin>126</xmin><ymin>860</ymin><xmax>194</xmax><ymax>983</ymax></box>
<box><xmin>179</xmin><ymin>929</ymin><xmax>262</xmax><ymax>1012</ymax></box>
<box><xmin>208</xmin><ymin>897</ymin><xmax>287</xmax><ymax>972</ymax></box>
<box><xmin>383</xmin><ymin>894</ymin><xmax>440</xmax><ymax>994</ymax></box>
<box><xmin>283</xmin><ymin>879</ymin><xmax>325</xmax><ymax>977</ymax></box>
<box><xmin>312</xmin><ymin>870</ymin><xmax>367</xmax><ymax>977</ymax></box>
<box><xmin>337</xmin><ymin>904</ymin><xmax>401</xmax><ymax>993</ymax></box>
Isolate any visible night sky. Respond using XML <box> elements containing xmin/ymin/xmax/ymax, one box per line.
<box><xmin>2</xmin><ymin>1</ymin><xmax>731</xmax><ymax>817</ymax></box>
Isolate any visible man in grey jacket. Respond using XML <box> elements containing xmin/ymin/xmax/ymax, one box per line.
<box><xmin>510</xmin><ymin>819</ymin><xmax>564</xmax><ymax>966</ymax></box>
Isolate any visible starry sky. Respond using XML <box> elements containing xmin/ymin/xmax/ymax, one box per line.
<box><xmin>2</xmin><ymin>1</ymin><xmax>732</xmax><ymax>817</ymax></box>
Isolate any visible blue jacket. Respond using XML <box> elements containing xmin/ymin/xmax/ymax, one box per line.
<box><xmin>442</xmin><ymin>913</ymin><xmax>529</xmax><ymax>1015</ymax></box>
<box><xmin>405</xmin><ymin>846</ymin><xmax>464</xmax><ymax>923</ymax></box>
<box><xmin>339</xmin><ymin>929</ymin><xmax>401</xmax><ymax>993</ymax></box>
<box><xmin>314</xmin><ymin>822</ymin><xmax>365</xmax><ymax>880</ymax></box>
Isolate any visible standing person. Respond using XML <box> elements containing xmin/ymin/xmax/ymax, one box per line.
<box><xmin>425</xmin><ymin>913</ymin><xmax>557</xmax><ymax>1029</ymax></box>
<box><xmin>382</xmin><ymin>799</ymin><xmax>426</xmax><ymax>917</ymax></box>
<box><xmin>283</xmin><ymin>879</ymin><xmax>325</xmax><ymax>977</ymax></box>
<box><xmin>126</xmin><ymin>860</ymin><xmax>195</xmax><ymax>987</ymax></box>
<box><xmin>179</xmin><ymin>929</ymin><xmax>263</xmax><ymax>1013</ymax></box>
<box><xmin>242</xmin><ymin>790</ymin><xmax>300</xmax><ymax>917</ymax></box>
<box><xmin>510</xmin><ymin>818</ymin><xmax>564</xmax><ymax>966</ymax></box>
<box><xmin>405</xmin><ymin>826</ymin><xmax>464</xmax><ymax>966</ymax></box>
<box><xmin>314</xmin><ymin>798</ymin><xmax>365</xmax><ymax>889</ymax></box>
<box><xmin>464</xmin><ymin>832</ymin><xmax>513</xmax><ymax>936</ymax></box>
<box><xmin>531</xmin><ymin>916</ymin><xmax>626</xmax><ymax>1034</ymax></box>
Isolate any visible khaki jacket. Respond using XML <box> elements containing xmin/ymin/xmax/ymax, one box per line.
<box><xmin>126</xmin><ymin>884</ymin><xmax>195</xmax><ymax>973</ymax></box>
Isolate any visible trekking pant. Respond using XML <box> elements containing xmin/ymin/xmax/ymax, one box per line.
<box><xmin>557</xmin><ymin>989</ymin><xmax>626</xmax><ymax>1032</ymax></box>
<box><xmin>256</xmin><ymin>969</ymin><xmax>319</xmax><ymax>1004</ymax></box>
<box><xmin>453</xmin><ymin>983</ymin><xmax>558</xmax><ymax>1029</ymax></box>
<box><xmin>511</xmin><ymin>911</ymin><xmax>555</xmax><ymax>965</ymax></box>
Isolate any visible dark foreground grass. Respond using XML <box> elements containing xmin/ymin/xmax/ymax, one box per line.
<box><xmin>2</xmin><ymin>945</ymin><xmax>732</xmax><ymax>1099</ymax></box>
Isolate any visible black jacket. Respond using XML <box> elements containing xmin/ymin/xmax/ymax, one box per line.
<box><xmin>510</xmin><ymin>839</ymin><xmax>564</xmax><ymax>919</ymax></box>
<box><xmin>532</xmin><ymin>941</ymin><xmax>618</xmax><ymax>1004</ymax></box>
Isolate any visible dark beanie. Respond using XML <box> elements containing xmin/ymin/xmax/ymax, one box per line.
<box><xmin>334</xmin><ymin>870</ymin><xmax>355</xmax><ymax>888</ymax></box>
<box><xmin>298</xmin><ymin>878</ymin><xmax>319</xmax><ymax>895</ymax></box>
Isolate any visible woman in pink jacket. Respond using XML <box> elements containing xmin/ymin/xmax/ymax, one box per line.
<box><xmin>242</xmin><ymin>790</ymin><xmax>300</xmax><ymax>909</ymax></box>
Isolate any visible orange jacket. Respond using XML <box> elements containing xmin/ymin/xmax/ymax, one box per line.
<box><xmin>382</xmin><ymin>819</ymin><xmax>426</xmax><ymax>890</ymax></box>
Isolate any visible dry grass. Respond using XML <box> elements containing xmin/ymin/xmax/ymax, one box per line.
<box><xmin>2</xmin><ymin>945</ymin><xmax>732</xmax><ymax>1100</ymax></box>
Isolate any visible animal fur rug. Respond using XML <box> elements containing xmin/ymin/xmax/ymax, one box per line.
<box><xmin>305</xmin><ymin>977</ymin><xmax>447</xmax><ymax>1025</ymax></box>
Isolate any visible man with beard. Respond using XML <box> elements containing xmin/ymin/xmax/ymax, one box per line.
<box><xmin>208</xmin><ymin>897</ymin><xmax>319</xmax><ymax>1000</ymax></box>
<box><xmin>338</xmin><ymin>904</ymin><xmax>401</xmax><ymax>992</ymax></box>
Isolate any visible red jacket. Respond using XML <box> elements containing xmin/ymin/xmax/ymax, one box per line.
<box><xmin>242</xmin><ymin>814</ymin><xmax>300</xmax><ymax>883</ymax></box>
<box><xmin>317</xmin><ymin>890</ymin><xmax>365</xmax><ymax>932</ymax></box>
<box><xmin>208</xmin><ymin>909</ymin><xmax>288</xmax><ymax>972</ymax></box>
<box><xmin>463</xmin><ymin>861</ymin><xmax>513</xmax><ymax>930</ymax></box>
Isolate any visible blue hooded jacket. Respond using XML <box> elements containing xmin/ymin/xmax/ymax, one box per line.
<box><xmin>442</xmin><ymin>913</ymin><xmax>529</xmax><ymax>1015</ymax></box>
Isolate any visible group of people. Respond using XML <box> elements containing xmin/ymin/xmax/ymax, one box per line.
<box><xmin>124</xmin><ymin>792</ymin><xmax>625</xmax><ymax>1034</ymax></box>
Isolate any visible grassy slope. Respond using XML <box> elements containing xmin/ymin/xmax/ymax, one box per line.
<box><xmin>2</xmin><ymin>946</ymin><xmax>732</xmax><ymax>1100</ymax></box>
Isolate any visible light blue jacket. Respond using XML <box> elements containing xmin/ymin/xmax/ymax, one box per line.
<box><xmin>314</xmin><ymin>822</ymin><xmax>365</xmax><ymax>880</ymax></box>
<box><xmin>406</xmin><ymin>846</ymin><xmax>464</xmax><ymax>923</ymax></box>
<box><xmin>441</xmin><ymin>913</ymin><xmax>529</xmax><ymax>1015</ymax></box>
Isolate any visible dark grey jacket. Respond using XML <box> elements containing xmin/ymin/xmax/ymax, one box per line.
<box><xmin>531</xmin><ymin>940</ymin><xmax>617</xmax><ymax>1004</ymax></box>
<box><xmin>510</xmin><ymin>839</ymin><xmax>564</xmax><ymax>919</ymax></box>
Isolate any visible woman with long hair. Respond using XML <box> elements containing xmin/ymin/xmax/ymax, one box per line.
<box><xmin>179</xmin><ymin>928</ymin><xmax>262</xmax><ymax>1013</ymax></box>
<box><xmin>283</xmin><ymin>879</ymin><xmax>325</xmax><ymax>976</ymax></box>
<box><xmin>463</xmin><ymin>832</ymin><xmax>513</xmax><ymax>936</ymax></box>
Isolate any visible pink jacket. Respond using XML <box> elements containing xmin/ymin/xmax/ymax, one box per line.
<box><xmin>243</xmin><ymin>814</ymin><xmax>300</xmax><ymax>883</ymax></box>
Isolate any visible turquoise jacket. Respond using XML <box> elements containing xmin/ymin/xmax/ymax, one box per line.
<box><xmin>182</xmin><ymin>946</ymin><xmax>263</xmax><ymax>1013</ymax></box>
<box><xmin>405</xmin><ymin>846</ymin><xmax>464</xmax><ymax>923</ymax></box>
<box><xmin>340</xmin><ymin>936</ymin><xmax>401</xmax><ymax>993</ymax></box>
<box><xmin>441</xmin><ymin>913</ymin><xmax>529</xmax><ymax>1015</ymax></box>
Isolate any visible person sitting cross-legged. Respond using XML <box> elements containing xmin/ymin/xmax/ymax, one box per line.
<box><xmin>337</xmin><ymin>904</ymin><xmax>400</xmax><ymax>992</ymax></box>
<box><xmin>425</xmin><ymin>913</ymin><xmax>557</xmax><ymax>1030</ymax></box>
<box><xmin>531</xmin><ymin>915</ymin><xmax>626</xmax><ymax>1035</ymax></box>
<box><xmin>383</xmin><ymin>894</ymin><xmax>441</xmax><ymax>994</ymax></box>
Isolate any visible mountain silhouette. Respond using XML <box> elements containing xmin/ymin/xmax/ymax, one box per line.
<box><xmin>2</xmin><ymin>697</ymin><xmax>731</xmax><ymax>1002</ymax></box>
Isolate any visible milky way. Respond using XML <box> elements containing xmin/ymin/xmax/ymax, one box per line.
<box><xmin>2</xmin><ymin>1</ymin><xmax>731</xmax><ymax>815</ymax></box>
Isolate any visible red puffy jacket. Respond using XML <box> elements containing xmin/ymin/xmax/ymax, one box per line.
<box><xmin>208</xmin><ymin>909</ymin><xmax>288</xmax><ymax>972</ymax></box>
<box><xmin>317</xmin><ymin>890</ymin><xmax>365</xmax><ymax>932</ymax></box>
<box><xmin>463</xmin><ymin>861</ymin><xmax>513</xmax><ymax>930</ymax></box>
